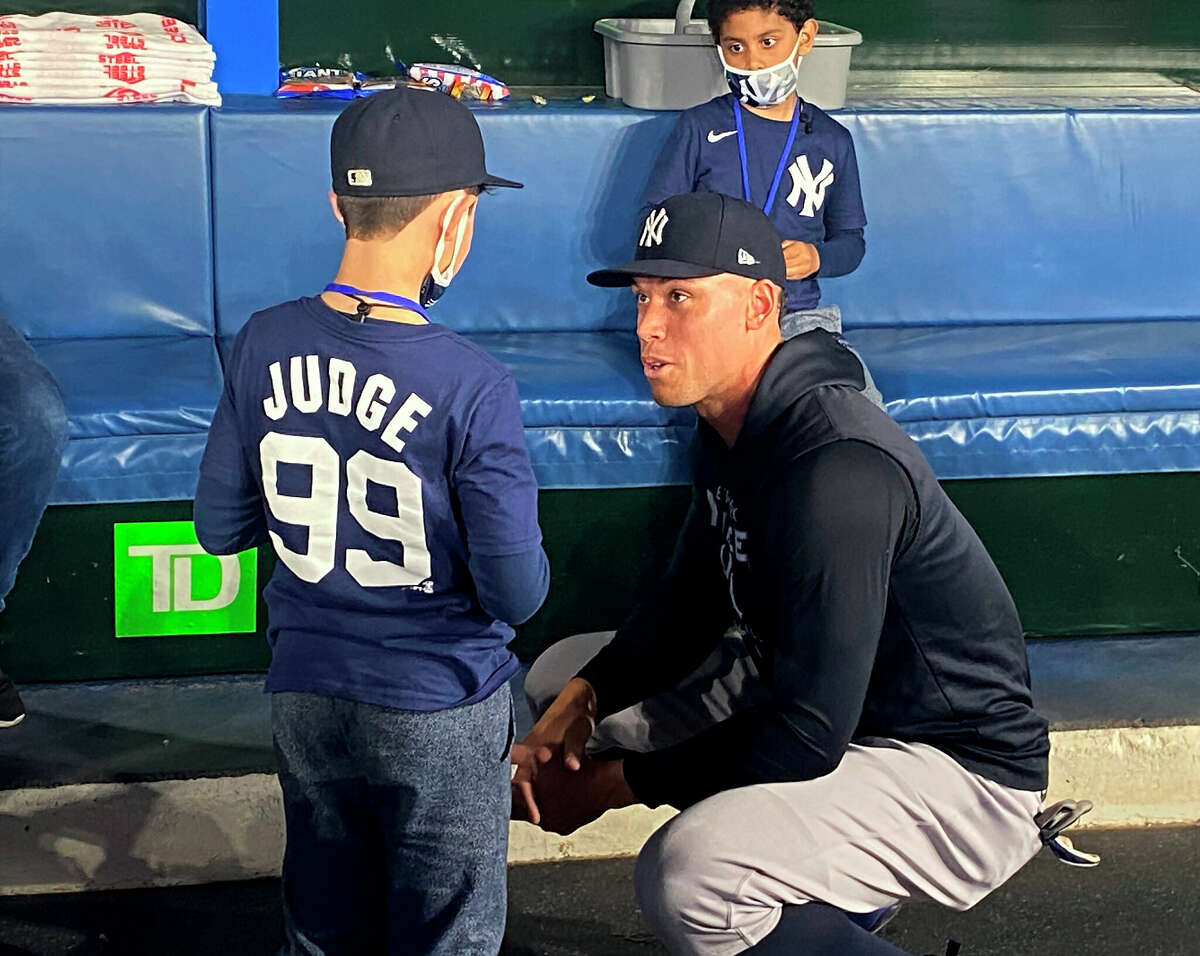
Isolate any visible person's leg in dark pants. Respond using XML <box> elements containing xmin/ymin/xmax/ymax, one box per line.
<box><xmin>272</xmin><ymin>693</ymin><xmax>386</xmax><ymax>955</ymax></box>
<box><xmin>0</xmin><ymin>317</ymin><xmax>68</xmax><ymax>726</ymax></box>
<box><xmin>743</xmin><ymin>903</ymin><xmax>911</xmax><ymax>955</ymax></box>
<box><xmin>356</xmin><ymin>684</ymin><xmax>513</xmax><ymax>956</ymax></box>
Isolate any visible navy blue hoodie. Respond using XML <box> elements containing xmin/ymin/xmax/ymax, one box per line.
<box><xmin>578</xmin><ymin>332</ymin><xmax>1049</xmax><ymax>809</ymax></box>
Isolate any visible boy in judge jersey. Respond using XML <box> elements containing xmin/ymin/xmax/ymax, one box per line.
<box><xmin>194</xmin><ymin>88</ymin><xmax>547</xmax><ymax>955</ymax></box>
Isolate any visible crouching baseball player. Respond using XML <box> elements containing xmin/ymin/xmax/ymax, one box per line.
<box><xmin>512</xmin><ymin>192</ymin><xmax>1092</xmax><ymax>956</ymax></box>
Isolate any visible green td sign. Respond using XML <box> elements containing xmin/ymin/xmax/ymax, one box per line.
<box><xmin>113</xmin><ymin>521</ymin><xmax>257</xmax><ymax>638</ymax></box>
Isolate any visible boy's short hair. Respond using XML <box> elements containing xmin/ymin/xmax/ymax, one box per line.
<box><xmin>336</xmin><ymin>194</ymin><xmax>436</xmax><ymax>241</ymax></box>
<box><xmin>707</xmin><ymin>0</ymin><xmax>816</xmax><ymax>40</ymax></box>
<box><xmin>336</xmin><ymin>186</ymin><xmax>482</xmax><ymax>241</ymax></box>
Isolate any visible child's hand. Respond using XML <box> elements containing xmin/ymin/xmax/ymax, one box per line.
<box><xmin>782</xmin><ymin>240</ymin><xmax>820</xmax><ymax>280</ymax></box>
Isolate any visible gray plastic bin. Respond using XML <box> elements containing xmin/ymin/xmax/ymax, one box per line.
<box><xmin>595</xmin><ymin>1</ymin><xmax>861</xmax><ymax>111</ymax></box>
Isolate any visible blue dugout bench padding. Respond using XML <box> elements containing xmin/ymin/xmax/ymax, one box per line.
<box><xmin>0</xmin><ymin>105</ymin><xmax>221</xmax><ymax>504</ymax></box>
<box><xmin>2</xmin><ymin>97</ymin><xmax>1198</xmax><ymax>503</ymax></box>
<box><xmin>851</xmin><ymin>321</ymin><xmax>1200</xmax><ymax>479</ymax></box>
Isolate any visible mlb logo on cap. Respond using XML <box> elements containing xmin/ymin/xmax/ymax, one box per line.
<box><xmin>347</xmin><ymin>169</ymin><xmax>373</xmax><ymax>187</ymax></box>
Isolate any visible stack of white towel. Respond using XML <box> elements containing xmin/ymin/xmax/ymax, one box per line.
<box><xmin>0</xmin><ymin>11</ymin><xmax>220</xmax><ymax>106</ymax></box>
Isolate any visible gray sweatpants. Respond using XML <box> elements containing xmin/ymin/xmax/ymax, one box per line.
<box><xmin>526</xmin><ymin>631</ymin><xmax>1044</xmax><ymax>956</ymax></box>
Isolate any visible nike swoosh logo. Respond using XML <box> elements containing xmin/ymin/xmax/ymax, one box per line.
<box><xmin>707</xmin><ymin>129</ymin><xmax>737</xmax><ymax>143</ymax></box>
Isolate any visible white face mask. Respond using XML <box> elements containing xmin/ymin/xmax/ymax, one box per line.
<box><xmin>420</xmin><ymin>194</ymin><xmax>471</xmax><ymax>309</ymax></box>
<box><xmin>718</xmin><ymin>37</ymin><xmax>803</xmax><ymax>108</ymax></box>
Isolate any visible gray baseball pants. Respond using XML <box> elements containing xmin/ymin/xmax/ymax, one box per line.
<box><xmin>525</xmin><ymin>631</ymin><xmax>1044</xmax><ymax>956</ymax></box>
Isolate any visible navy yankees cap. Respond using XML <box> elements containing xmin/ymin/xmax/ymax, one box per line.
<box><xmin>331</xmin><ymin>86</ymin><xmax>522</xmax><ymax>197</ymax></box>
<box><xmin>587</xmin><ymin>192</ymin><xmax>786</xmax><ymax>289</ymax></box>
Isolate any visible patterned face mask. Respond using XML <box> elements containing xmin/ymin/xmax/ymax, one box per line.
<box><xmin>718</xmin><ymin>37</ymin><xmax>803</xmax><ymax>108</ymax></box>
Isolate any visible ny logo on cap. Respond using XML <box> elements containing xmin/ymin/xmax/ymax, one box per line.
<box><xmin>640</xmin><ymin>208</ymin><xmax>669</xmax><ymax>248</ymax></box>
<box><xmin>347</xmin><ymin>169</ymin><xmax>374</xmax><ymax>187</ymax></box>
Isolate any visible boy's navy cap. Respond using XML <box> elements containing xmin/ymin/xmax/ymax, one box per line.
<box><xmin>587</xmin><ymin>192</ymin><xmax>786</xmax><ymax>289</ymax></box>
<box><xmin>331</xmin><ymin>86</ymin><xmax>522</xmax><ymax>197</ymax></box>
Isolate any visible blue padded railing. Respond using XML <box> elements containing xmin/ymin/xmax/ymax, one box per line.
<box><xmin>0</xmin><ymin>98</ymin><xmax>1196</xmax><ymax>502</ymax></box>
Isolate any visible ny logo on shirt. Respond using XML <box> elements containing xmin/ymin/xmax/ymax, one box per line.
<box><xmin>786</xmin><ymin>156</ymin><xmax>835</xmax><ymax>217</ymax></box>
<box><xmin>640</xmin><ymin>207</ymin><xmax>669</xmax><ymax>247</ymax></box>
<box><xmin>707</xmin><ymin>486</ymin><xmax>748</xmax><ymax>622</ymax></box>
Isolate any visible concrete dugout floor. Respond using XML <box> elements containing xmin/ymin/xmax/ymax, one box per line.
<box><xmin>0</xmin><ymin>827</ymin><xmax>1195</xmax><ymax>956</ymax></box>
<box><xmin>5</xmin><ymin>636</ymin><xmax>1200</xmax><ymax>790</ymax></box>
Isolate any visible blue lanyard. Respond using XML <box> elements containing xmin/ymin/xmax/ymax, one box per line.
<box><xmin>732</xmin><ymin>98</ymin><xmax>801</xmax><ymax>217</ymax></box>
<box><xmin>324</xmin><ymin>283</ymin><xmax>430</xmax><ymax>323</ymax></box>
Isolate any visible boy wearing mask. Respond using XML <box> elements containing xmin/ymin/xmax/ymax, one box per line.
<box><xmin>643</xmin><ymin>1</ymin><xmax>871</xmax><ymax>365</ymax></box>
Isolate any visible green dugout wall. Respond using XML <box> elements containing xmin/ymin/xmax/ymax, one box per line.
<box><xmin>277</xmin><ymin>0</ymin><xmax>1200</xmax><ymax>86</ymax></box>
<box><xmin>3</xmin><ymin>475</ymin><xmax>1200</xmax><ymax>684</ymax></box>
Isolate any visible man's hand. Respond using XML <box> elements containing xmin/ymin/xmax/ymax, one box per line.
<box><xmin>530</xmin><ymin>755</ymin><xmax>637</xmax><ymax>836</ymax></box>
<box><xmin>510</xmin><ymin>677</ymin><xmax>597</xmax><ymax>825</ymax></box>
<box><xmin>782</xmin><ymin>240</ymin><xmax>820</xmax><ymax>280</ymax></box>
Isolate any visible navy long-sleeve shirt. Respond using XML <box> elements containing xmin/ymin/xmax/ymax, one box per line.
<box><xmin>194</xmin><ymin>296</ymin><xmax>550</xmax><ymax>711</ymax></box>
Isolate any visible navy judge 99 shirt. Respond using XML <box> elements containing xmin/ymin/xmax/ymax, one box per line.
<box><xmin>196</xmin><ymin>296</ymin><xmax>544</xmax><ymax>712</ymax></box>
